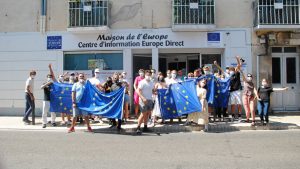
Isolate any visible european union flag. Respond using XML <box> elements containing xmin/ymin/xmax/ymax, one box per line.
<box><xmin>197</xmin><ymin>75</ymin><xmax>230</xmax><ymax>108</ymax></box>
<box><xmin>158</xmin><ymin>80</ymin><xmax>202</xmax><ymax>120</ymax></box>
<box><xmin>50</xmin><ymin>82</ymin><xmax>73</xmax><ymax>114</ymax></box>
<box><xmin>77</xmin><ymin>81</ymin><xmax>125</xmax><ymax>120</ymax></box>
<box><xmin>50</xmin><ymin>81</ymin><xmax>125</xmax><ymax>119</ymax></box>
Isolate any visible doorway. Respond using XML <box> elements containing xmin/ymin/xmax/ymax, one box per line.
<box><xmin>271</xmin><ymin>47</ymin><xmax>300</xmax><ymax>111</ymax></box>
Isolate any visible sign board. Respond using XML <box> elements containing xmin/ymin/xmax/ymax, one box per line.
<box><xmin>207</xmin><ymin>32</ymin><xmax>221</xmax><ymax>47</ymax></box>
<box><xmin>274</xmin><ymin>0</ymin><xmax>283</xmax><ymax>9</ymax></box>
<box><xmin>88</xmin><ymin>59</ymin><xmax>108</xmax><ymax>70</ymax></box>
<box><xmin>83</xmin><ymin>6</ymin><xmax>92</xmax><ymax>12</ymax></box>
<box><xmin>190</xmin><ymin>3</ymin><xmax>199</xmax><ymax>9</ymax></box>
<box><xmin>47</xmin><ymin>36</ymin><xmax>62</xmax><ymax>50</ymax></box>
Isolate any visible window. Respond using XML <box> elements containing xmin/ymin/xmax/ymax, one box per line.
<box><xmin>286</xmin><ymin>57</ymin><xmax>296</xmax><ymax>83</ymax></box>
<box><xmin>64</xmin><ymin>53</ymin><xmax>123</xmax><ymax>70</ymax></box>
<box><xmin>173</xmin><ymin>0</ymin><xmax>215</xmax><ymax>25</ymax></box>
<box><xmin>284</xmin><ymin>47</ymin><xmax>297</xmax><ymax>53</ymax></box>
<box><xmin>69</xmin><ymin>0</ymin><xmax>108</xmax><ymax>27</ymax></box>
<box><xmin>272</xmin><ymin>57</ymin><xmax>281</xmax><ymax>83</ymax></box>
<box><xmin>272</xmin><ymin>47</ymin><xmax>283</xmax><ymax>53</ymax></box>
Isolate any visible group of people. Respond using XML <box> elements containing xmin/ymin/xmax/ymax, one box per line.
<box><xmin>23</xmin><ymin>56</ymin><xmax>288</xmax><ymax>134</ymax></box>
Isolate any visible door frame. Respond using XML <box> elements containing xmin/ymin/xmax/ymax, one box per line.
<box><xmin>271</xmin><ymin>52</ymin><xmax>300</xmax><ymax>111</ymax></box>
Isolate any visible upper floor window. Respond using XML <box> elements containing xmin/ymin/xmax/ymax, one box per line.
<box><xmin>69</xmin><ymin>0</ymin><xmax>109</xmax><ymax>27</ymax></box>
<box><xmin>173</xmin><ymin>0</ymin><xmax>215</xmax><ymax>25</ymax></box>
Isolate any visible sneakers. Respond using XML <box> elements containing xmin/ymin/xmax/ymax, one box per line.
<box><xmin>42</xmin><ymin>124</ymin><xmax>47</xmax><ymax>128</ymax></box>
<box><xmin>23</xmin><ymin>119</ymin><xmax>31</xmax><ymax>125</ymax></box>
<box><xmin>136</xmin><ymin>128</ymin><xmax>142</xmax><ymax>135</ymax></box>
<box><xmin>51</xmin><ymin>123</ymin><xmax>57</xmax><ymax>127</ymax></box>
<box><xmin>109</xmin><ymin>125</ymin><xmax>117</xmax><ymax>129</ymax></box>
<box><xmin>87</xmin><ymin>127</ymin><xmax>93</xmax><ymax>132</ymax></box>
<box><xmin>68</xmin><ymin>127</ymin><xmax>75</xmax><ymax>133</ymax></box>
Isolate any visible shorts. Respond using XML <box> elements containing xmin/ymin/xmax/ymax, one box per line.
<box><xmin>73</xmin><ymin>107</ymin><xmax>89</xmax><ymax>117</ymax></box>
<box><xmin>139</xmin><ymin>100</ymin><xmax>154</xmax><ymax>113</ymax></box>
<box><xmin>229</xmin><ymin>90</ymin><xmax>242</xmax><ymax>105</ymax></box>
<box><xmin>124</xmin><ymin>94</ymin><xmax>130</xmax><ymax>104</ymax></box>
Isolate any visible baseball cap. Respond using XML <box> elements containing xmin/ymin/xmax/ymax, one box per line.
<box><xmin>95</xmin><ymin>68</ymin><xmax>100</xmax><ymax>73</ymax></box>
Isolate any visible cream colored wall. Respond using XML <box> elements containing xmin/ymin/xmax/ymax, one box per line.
<box><xmin>47</xmin><ymin>0</ymin><xmax>68</xmax><ymax>31</ymax></box>
<box><xmin>0</xmin><ymin>0</ymin><xmax>256</xmax><ymax>32</ymax></box>
<box><xmin>0</xmin><ymin>0</ymin><xmax>41</xmax><ymax>32</ymax></box>
<box><xmin>216</xmin><ymin>0</ymin><xmax>254</xmax><ymax>28</ymax></box>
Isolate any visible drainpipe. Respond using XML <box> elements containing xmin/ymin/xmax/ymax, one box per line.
<box><xmin>40</xmin><ymin>0</ymin><xmax>47</xmax><ymax>33</ymax></box>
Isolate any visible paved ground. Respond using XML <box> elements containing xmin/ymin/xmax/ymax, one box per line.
<box><xmin>0</xmin><ymin>130</ymin><xmax>299</xmax><ymax>169</ymax></box>
<box><xmin>0</xmin><ymin>114</ymin><xmax>299</xmax><ymax>133</ymax></box>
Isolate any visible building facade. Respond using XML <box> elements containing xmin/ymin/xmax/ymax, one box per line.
<box><xmin>0</xmin><ymin>0</ymin><xmax>298</xmax><ymax>115</ymax></box>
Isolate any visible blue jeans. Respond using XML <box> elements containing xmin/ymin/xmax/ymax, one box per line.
<box><xmin>24</xmin><ymin>93</ymin><xmax>35</xmax><ymax>120</ymax></box>
<box><xmin>257</xmin><ymin>101</ymin><xmax>270</xmax><ymax>123</ymax></box>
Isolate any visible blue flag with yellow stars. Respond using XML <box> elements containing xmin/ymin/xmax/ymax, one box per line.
<box><xmin>50</xmin><ymin>81</ymin><xmax>125</xmax><ymax>119</ymax></box>
<box><xmin>50</xmin><ymin>82</ymin><xmax>73</xmax><ymax>114</ymax></box>
<box><xmin>77</xmin><ymin>81</ymin><xmax>125</xmax><ymax>119</ymax></box>
<box><xmin>197</xmin><ymin>75</ymin><xmax>230</xmax><ymax>108</ymax></box>
<box><xmin>158</xmin><ymin>80</ymin><xmax>202</xmax><ymax>120</ymax></box>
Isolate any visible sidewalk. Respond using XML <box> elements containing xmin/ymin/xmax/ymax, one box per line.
<box><xmin>0</xmin><ymin>114</ymin><xmax>300</xmax><ymax>133</ymax></box>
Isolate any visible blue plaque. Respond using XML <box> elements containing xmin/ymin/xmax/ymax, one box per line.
<box><xmin>47</xmin><ymin>36</ymin><xmax>62</xmax><ymax>50</ymax></box>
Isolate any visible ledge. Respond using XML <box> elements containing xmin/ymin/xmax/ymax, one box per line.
<box><xmin>67</xmin><ymin>26</ymin><xmax>110</xmax><ymax>34</ymax></box>
<box><xmin>172</xmin><ymin>24</ymin><xmax>216</xmax><ymax>32</ymax></box>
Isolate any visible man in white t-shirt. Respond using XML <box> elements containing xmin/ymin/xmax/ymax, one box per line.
<box><xmin>136</xmin><ymin>70</ymin><xmax>155</xmax><ymax>134</ymax></box>
<box><xmin>23</xmin><ymin>70</ymin><xmax>36</xmax><ymax>124</ymax></box>
<box><xmin>89</xmin><ymin>68</ymin><xmax>102</xmax><ymax>90</ymax></box>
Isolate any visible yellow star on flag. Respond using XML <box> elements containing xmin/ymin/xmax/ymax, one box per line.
<box><xmin>185</xmin><ymin>95</ymin><xmax>189</xmax><ymax>99</ymax></box>
<box><xmin>60</xmin><ymin>103</ymin><xmax>63</xmax><ymax>106</ymax></box>
<box><xmin>184</xmin><ymin>107</ymin><xmax>187</xmax><ymax>110</ymax></box>
<box><xmin>64</xmin><ymin>107</ymin><xmax>67</xmax><ymax>111</ymax></box>
<box><xmin>186</xmin><ymin>101</ymin><xmax>189</xmax><ymax>105</ymax></box>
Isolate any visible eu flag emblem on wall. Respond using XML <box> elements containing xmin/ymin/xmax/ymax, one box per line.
<box><xmin>207</xmin><ymin>33</ymin><xmax>220</xmax><ymax>42</ymax></box>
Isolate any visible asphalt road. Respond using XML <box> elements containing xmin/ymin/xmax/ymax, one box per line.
<box><xmin>0</xmin><ymin>130</ymin><xmax>299</xmax><ymax>169</ymax></box>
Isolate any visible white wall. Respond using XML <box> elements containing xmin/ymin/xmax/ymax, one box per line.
<box><xmin>0</xmin><ymin>32</ymin><xmax>63</xmax><ymax>115</ymax></box>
